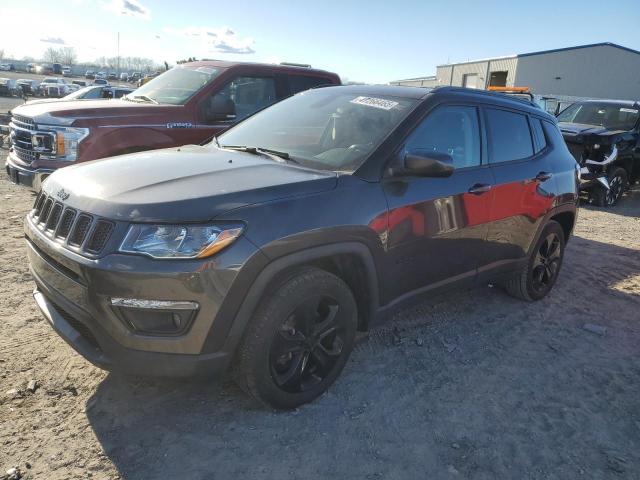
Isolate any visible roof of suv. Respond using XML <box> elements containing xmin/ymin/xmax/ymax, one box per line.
<box><xmin>316</xmin><ymin>85</ymin><xmax>556</xmax><ymax>119</ymax></box>
<box><xmin>184</xmin><ymin>60</ymin><xmax>339</xmax><ymax>77</ymax></box>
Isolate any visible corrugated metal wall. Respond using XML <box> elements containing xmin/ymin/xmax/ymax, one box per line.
<box><xmin>487</xmin><ymin>57</ymin><xmax>519</xmax><ymax>86</ymax></box>
<box><xmin>514</xmin><ymin>45</ymin><xmax>640</xmax><ymax>100</ymax></box>
<box><xmin>436</xmin><ymin>65</ymin><xmax>453</xmax><ymax>86</ymax></box>
<box><xmin>450</xmin><ymin>61</ymin><xmax>487</xmax><ymax>87</ymax></box>
<box><xmin>390</xmin><ymin>45</ymin><xmax>640</xmax><ymax>100</ymax></box>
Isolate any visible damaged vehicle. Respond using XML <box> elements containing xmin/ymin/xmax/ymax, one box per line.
<box><xmin>558</xmin><ymin>100</ymin><xmax>640</xmax><ymax>206</ymax></box>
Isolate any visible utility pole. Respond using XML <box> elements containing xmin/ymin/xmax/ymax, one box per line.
<box><xmin>117</xmin><ymin>32</ymin><xmax>120</xmax><ymax>76</ymax></box>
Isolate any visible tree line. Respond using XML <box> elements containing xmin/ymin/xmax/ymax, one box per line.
<box><xmin>38</xmin><ymin>47</ymin><xmax>160</xmax><ymax>71</ymax></box>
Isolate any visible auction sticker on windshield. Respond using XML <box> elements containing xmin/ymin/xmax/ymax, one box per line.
<box><xmin>350</xmin><ymin>96</ymin><xmax>399</xmax><ymax>110</ymax></box>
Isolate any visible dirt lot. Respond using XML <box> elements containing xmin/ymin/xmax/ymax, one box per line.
<box><xmin>1</xmin><ymin>151</ymin><xmax>639</xmax><ymax>479</ymax></box>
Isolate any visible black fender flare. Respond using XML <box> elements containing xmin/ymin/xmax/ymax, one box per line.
<box><xmin>210</xmin><ymin>242</ymin><xmax>380</xmax><ymax>361</ymax></box>
<box><xmin>527</xmin><ymin>203</ymin><xmax>577</xmax><ymax>257</ymax></box>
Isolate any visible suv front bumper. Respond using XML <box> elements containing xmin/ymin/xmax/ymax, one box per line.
<box><xmin>25</xmin><ymin>214</ymin><xmax>267</xmax><ymax>377</ymax></box>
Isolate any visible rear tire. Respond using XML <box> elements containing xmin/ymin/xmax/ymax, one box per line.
<box><xmin>505</xmin><ymin>220</ymin><xmax>565</xmax><ymax>301</ymax></box>
<box><xmin>233</xmin><ymin>267</ymin><xmax>357</xmax><ymax>410</ymax></box>
<box><xmin>590</xmin><ymin>167</ymin><xmax>627</xmax><ymax>207</ymax></box>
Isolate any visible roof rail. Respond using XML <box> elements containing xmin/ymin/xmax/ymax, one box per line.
<box><xmin>280</xmin><ymin>62</ymin><xmax>312</xmax><ymax>68</ymax></box>
<box><xmin>434</xmin><ymin>86</ymin><xmax>540</xmax><ymax>109</ymax></box>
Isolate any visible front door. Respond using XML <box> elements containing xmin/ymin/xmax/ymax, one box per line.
<box><xmin>381</xmin><ymin>104</ymin><xmax>494</xmax><ymax>303</ymax></box>
<box><xmin>196</xmin><ymin>75</ymin><xmax>278</xmax><ymax>141</ymax></box>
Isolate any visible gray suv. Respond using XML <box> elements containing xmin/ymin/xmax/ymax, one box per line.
<box><xmin>25</xmin><ymin>85</ymin><xmax>579</xmax><ymax>409</ymax></box>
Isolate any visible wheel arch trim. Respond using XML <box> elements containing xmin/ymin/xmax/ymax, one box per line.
<box><xmin>214</xmin><ymin>242</ymin><xmax>380</xmax><ymax>360</ymax></box>
<box><xmin>529</xmin><ymin>203</ymin><xmax>577</xmax><ymax>256</ymax></box>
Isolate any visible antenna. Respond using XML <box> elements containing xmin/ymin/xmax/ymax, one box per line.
<box><xmin>117</xmin><ymin>32</ymin><xmax>120</xmax><ymax>77</ymax></box>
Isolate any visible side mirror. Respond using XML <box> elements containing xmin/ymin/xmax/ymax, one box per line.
<box><xmin>206</xmin><ymin>95</ymin><xmax>237</xmax><ymax>122</ymax></box>
<box><xmin>401</xmin><ymin>151</ymin><xmax>455</xmax><ymax>177</ymax></box>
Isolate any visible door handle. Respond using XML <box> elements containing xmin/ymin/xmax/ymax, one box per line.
<box><xmin>468</xmin><ymin>183</ymin><xmax>492</xmax><ymax>195</ymax></box>
<box><xmin>535</xmin><ymin>171</ymin><xmax>553</xmax><ymax>182</ymax></box>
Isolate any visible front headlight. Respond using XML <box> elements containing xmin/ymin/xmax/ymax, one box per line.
<box><xmin>119</xmin><ymin>224</ymin><xmax>244</xmax><ymax>259</ymax></box>
<box><xmin>37</xmin><ymin>126</ymin><xmax>89</xmax><ymax>161</ymax></box>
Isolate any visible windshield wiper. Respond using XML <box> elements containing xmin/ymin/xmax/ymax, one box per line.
<box><xmin>130</xmin><ymin>94</ymin><xmax>158</xmax><ymax>104</ymax></box>
<box><xmin>220</xmin><ymin>145</ymin><xmax>299</xmax><ymax>164</ymax></box>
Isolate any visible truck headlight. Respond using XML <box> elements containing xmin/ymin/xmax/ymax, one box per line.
<box><xmin>119</xmin><ymin>224</ymin><xmax>243</xmax><ymax>259</ymax></box>
<box><xmin>38</xmin><ymin>126</ymin><xmax>89</xmax><ymax>161</ymax></box>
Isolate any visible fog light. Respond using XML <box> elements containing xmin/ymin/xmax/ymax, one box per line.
<box><xmin>110</xmin><ymin>298</ymin><xmax>199</xmax><ymax>335</ymax></box>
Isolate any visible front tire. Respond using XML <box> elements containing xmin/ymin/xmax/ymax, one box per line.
<box><xmin>234</xmin><ymin>267</ymin><xmax>357</xmax><ymax>409</ymax></box>
<box><xmin>590</xmin><ymin>167</ymin><xmax>627</xmax><ymax>207</ymax></box>
<box><xmin>505</xmin><ymin>220</ymin><xmax>565</xmax><ymax>301</ymax></box>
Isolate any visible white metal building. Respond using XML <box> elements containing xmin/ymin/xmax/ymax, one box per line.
<box><xmin>391</xmin><ymin>43</ymin><xmax>640</xmax><ymax>101</ymax></box>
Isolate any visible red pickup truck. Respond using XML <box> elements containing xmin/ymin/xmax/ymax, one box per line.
<box><xmin>5</xmin><ymin>61</ymin><xmax>340</xmax><ymax>190</ymax></box>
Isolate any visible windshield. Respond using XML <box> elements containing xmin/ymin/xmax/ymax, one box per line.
<box><xmin>65</xmin><ymin>86</ymin><xmax>102</xmax><ymax>99</ymax></box>
<box><xmin>217</xmin><ymin>89</ymin><xmax>418</xmax><ymax>172</ymax></box>
<box><xmin>558</xmin><ymin>102</ymin><xmax>639</xmax><ymax>131</ymax></box>
<box><xmin>129</xmin><ymin>65</ymin><xmax>221</xmax><ymax>105</ymax></box>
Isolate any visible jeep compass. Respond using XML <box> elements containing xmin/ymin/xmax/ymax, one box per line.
<box><xmin>25</xmin><ymin>85</ymin><xmax>579</xmax><ymax>409</ymax></box>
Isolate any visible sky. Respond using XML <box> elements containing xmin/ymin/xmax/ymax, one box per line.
<box><xmin>1</xmin><ymin>0</ymin><xmax>639</xmax><ymax>84</ymax></box>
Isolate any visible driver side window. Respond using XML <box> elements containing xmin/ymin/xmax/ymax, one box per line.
<box><xmin>200</xmin><ymin>76</ymin><xmax>276</xmax><ymax>125</ymax></box>
<box><xmin>404</xmin><ymin>105</ymin><xmax>481</xmax><ymax>169</ymax></box>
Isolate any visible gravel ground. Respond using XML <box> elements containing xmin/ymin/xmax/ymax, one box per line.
<box><xmin>1</xmin><ymin>152</ymin><xmax>639</xmax><ymax>479</ymax></box>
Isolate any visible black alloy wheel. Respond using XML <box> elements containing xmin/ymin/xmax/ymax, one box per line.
<box><xmin>605</xmin><ymin>170</ymin><xmax>625</xmax><ymax>206</ymax></box>
<box><xmin>234</xmin><ymin>267</ymin><xmax>357</xmax><ymax>409</ymax></box>
<box><xmin>504</xmin><ymin>220</ymin><xmax>565</xmax><ymax>301</ymax></box>
<box><xmin>531</xmin><ymin>232</ymin><xmax>562</xmax><ymax>294</ymax></box>
<box><xmin>270</xmin><ymin>295</ymin><xmax>345</xmax><ymax>393</ymax></box>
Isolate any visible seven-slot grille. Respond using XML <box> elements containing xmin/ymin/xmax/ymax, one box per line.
<box><xmin>31</xmin><ymin>192</ymin><xmax>114</xmax><ymax>255</ymax></box>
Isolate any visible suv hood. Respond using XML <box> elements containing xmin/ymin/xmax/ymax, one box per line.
<box><xmin>42</xmin><ymin>145</ymin><xmax>337</xmax><ymax>222</ymax></box>
<box><xmin>558</xmin><ymin>122</ymin><xmax>627</xmax><ymax>141</ymax></box>
<box><xmin>12</xmin><ymin>98</ymin><xmax>179</xmax><ymax>126</ymax></box>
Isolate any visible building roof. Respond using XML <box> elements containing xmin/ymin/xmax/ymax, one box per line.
<box><xmin>436</xmin><ymin>42</ymin><xmax>640</xmax><ymax>68</ymax></box>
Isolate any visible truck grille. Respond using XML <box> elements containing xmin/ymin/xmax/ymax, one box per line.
<box><xmin>13</xmin><ymin>146</ymin><xmax>39</xmax><ymax>163</ymax></box>
<box><xmin>9</xmin><ymin>114</ymin><xmax>39</xmax><ymax>164</ymax></box>
<box><xmin>12</xmin><ymin>114</ymin><xmax>36</xmax><ymax>130</ymax></box>
<box><xmin>31</xmin><ymin>192</ymin><xmax>115</xmax><ymax>256</ymax></box>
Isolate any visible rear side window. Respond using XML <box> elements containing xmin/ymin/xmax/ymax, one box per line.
<box><xmin>530</xmin><ymin>117</ymin><xmax>547</xmax><ymax>153</ymax></box>
<box><xmin>486</xmin><ymin>108</ymin><xmax>534</xmax><ymax>163</ymax></box>
<box><xmin>542</xmin><ymin>120</ymin><xmax>570</xmax><ymax>153</ymax></box>
<box><xmin>289</xmin><ymin>75</ymin><xmax>332</xmax><ymax>94</ymax></box>
<box><xmin>404</xmin><ymin>105</ymin><xmax>481</xmax><ymax>169</ymax></box>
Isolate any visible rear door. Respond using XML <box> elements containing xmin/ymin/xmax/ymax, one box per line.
<box><xmin>482</xmin><ymin>108</ymin><xmax>556</xmax><ymax>276</ymax></box>
<box><xmin>381</xmin><ymin>104</ymin><xmax>494</xmax><ymax>302</ymax></box>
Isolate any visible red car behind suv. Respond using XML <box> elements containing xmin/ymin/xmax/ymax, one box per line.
<box><xmin>5</xmin><ymin>61</ymin><xmax>340</xmax><ymax>190</ymax></box>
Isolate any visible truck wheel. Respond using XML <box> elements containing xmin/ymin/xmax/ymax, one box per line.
<box><xmin>234</xmin><ymin>267</ymin><xmax>357</xmax><ymax>409</ymax></box>
<box><xmin>504</xmin><ymin>220</ymin><xmax>565</xmax><ymax>302</ymax></box>
<box><xmin>591</xmin><ymin>167</ymin><xmax>627</xmax><ymax>207</ymax></box>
